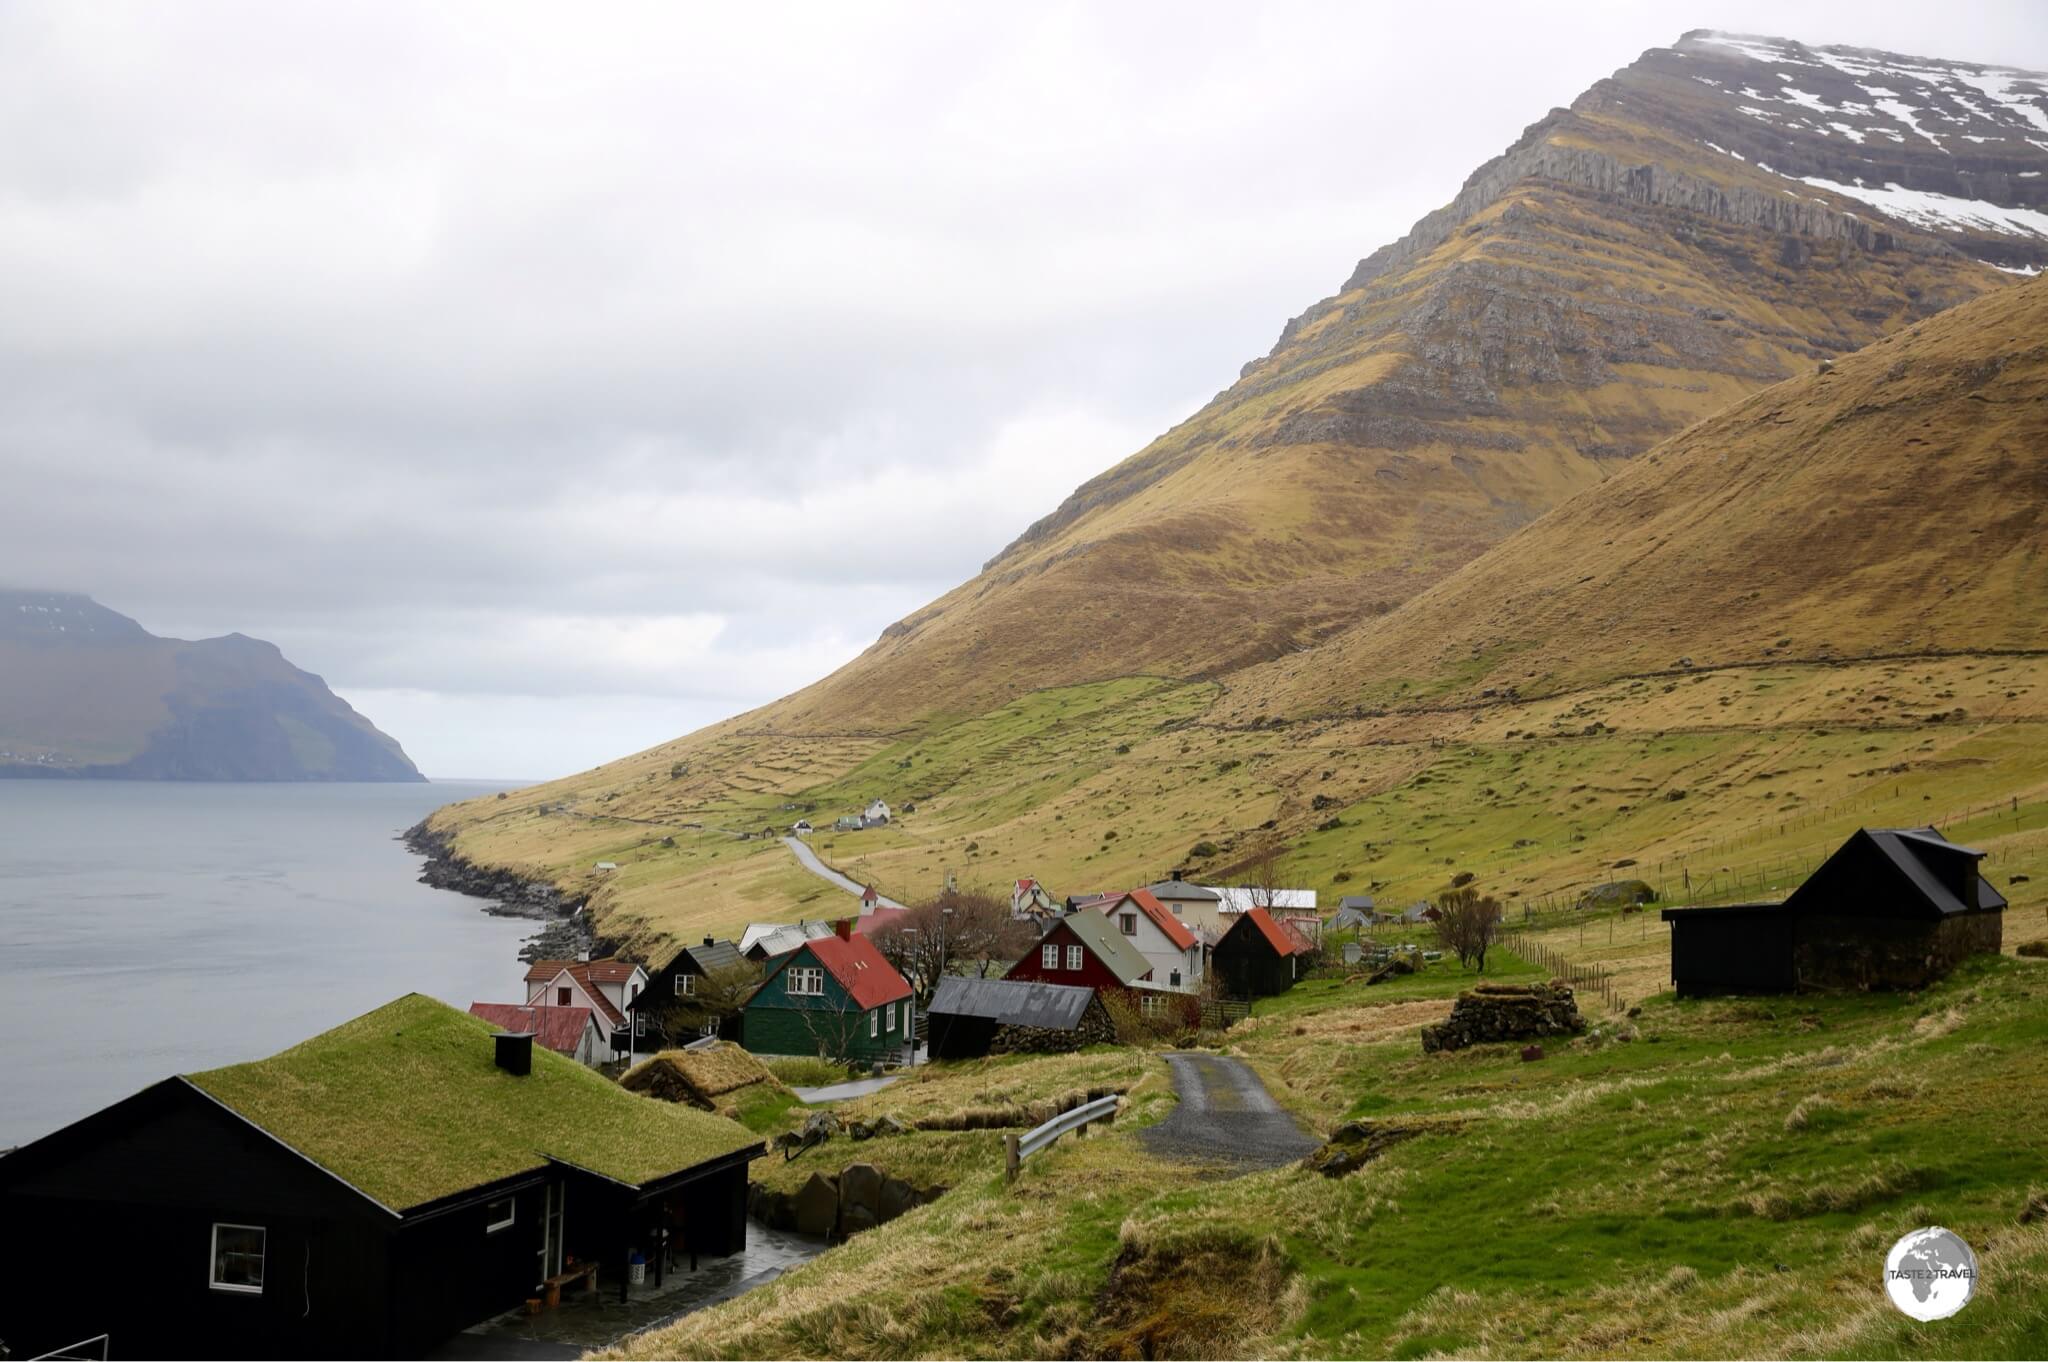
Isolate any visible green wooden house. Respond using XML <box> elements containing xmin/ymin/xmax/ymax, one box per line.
<box><xmin>742</xmin><ymin>922</ymin><xmax>914</xmax><ymax>1063</ymax></box>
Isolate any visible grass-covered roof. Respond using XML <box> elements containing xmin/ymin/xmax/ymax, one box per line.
<box><xmin>187</xmin><ymin>994</ymin><xmax>761</xmax><ymax>1212</ymax></box>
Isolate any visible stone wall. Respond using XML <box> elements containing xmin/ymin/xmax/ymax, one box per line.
<box><xmin>988</xmin><ymin>998</ymin><xmax>1116</xmax><ymax>1055</ymax></box>
<box><xmin>1420</xmin><ymin>981</ymin><xmax>1586</xmax><ymax>1053</ymax></box>
<box><xmin>748</xmin><ymin>1162</ymin><xmax>946</xmax><ymax>1240</ymax></box>
<box><xmin>1794</xmin><ymin>911</ymin><xmax>2003</xmax><ymax>991</ymax></box>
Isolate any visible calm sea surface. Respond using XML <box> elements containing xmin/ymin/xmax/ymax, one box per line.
<box><xmin>0</xmin><ymin>780</ymin><xmax>534</xmax><ymax>1146</ymax></box>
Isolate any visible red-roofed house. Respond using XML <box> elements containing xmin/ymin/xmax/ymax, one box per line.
<box><xmin>741</xmin><ymin>921</ymin><xmax>915</xmax><ymax>1063</ymax></box>
<box><xmin>1212</xmin><ymin>906</ymin><xmax>1318</xmax><ymax>998</ymax></box>
<box><xmin>524</xmin><ymin>958</ymin><xmax>649</xmax><ymax>1056</ymax></box>
<box><xmin>467</xmin><ymin>1002</ymin><xmax>604</xmax><ymax>1066</ymax></box>
<box><xmin>1094</xmin><ymin>889</ymin><xmax>1205</xmax><ymax>992</ymax></box>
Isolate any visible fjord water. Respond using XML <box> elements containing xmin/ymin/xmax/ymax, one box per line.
<box><xmin>0</xmin><ymin>780</ymin><xmax>530</xmax><ymax>1146</ymax></box>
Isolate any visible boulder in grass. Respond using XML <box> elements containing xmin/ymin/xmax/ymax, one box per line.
<box><xmin>793</xmin><ymin>1173</ymin><xmax>839</xmax><ymax>1236</ymax></box>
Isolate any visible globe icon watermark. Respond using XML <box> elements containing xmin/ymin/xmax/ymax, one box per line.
<box><xmin>1884</xmin><ymin>1226</ymin><xmax>1976</xmax><ymax>1321</ymax></box>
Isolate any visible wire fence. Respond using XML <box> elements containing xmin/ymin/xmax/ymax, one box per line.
<box><xmin>1497</xmin><ymin>928</ymin><xmax>1625</xmax><ymax>1013</ymax></box>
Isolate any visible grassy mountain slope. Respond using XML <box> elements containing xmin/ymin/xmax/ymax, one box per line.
<box><xmin>0</xmin><ymin>590</ymin><xmax>422</xmax><ymax>781</ymax></box>
<box><xmin>427</xmin><ymin>33</ymin><xmax>2048</xmax><ymax>953</ymax></box>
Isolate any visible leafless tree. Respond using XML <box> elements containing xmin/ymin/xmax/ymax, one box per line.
<box><xmin>1240</xmin><ymin>839</ymin><xmax>1294</xmax><ymax>911</ymax></box>
<box><xmin>1433</xmin><ymin>887</ymin><xmax>1504</xmax><ymax>972</ymax></box>
<box><xmin>870</xmin><ymin>888</ymin><xmax>1035</xmax><ymax>1005</ymax></box>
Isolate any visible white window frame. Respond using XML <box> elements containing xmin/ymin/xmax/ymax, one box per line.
<box><xmin>869</xmin><ymin>1009</ymin><xmax>879</xmax><ymax>1038</ymax></box>
<box><xmin>885</xmin><ymin>1002</ymin><xmax>895</xmax><ymax>1032</ymax></box>
<box><xmin>485</xmin><ymin>1196</ymin><xmax>516</xmax><ymax>1233</ymax></box>
<box><xmin>1119</xmin><ymin>913</ymin><xmax>1138</xmax><ymax>936</ymax></box>
<box><xmin>209</xmin><ymin>1222</ymin><xmax>266</xmax><ymax>1295</ymax></box>
<box><xmin>788</xmin><ymin>966</ymin><xmax>825</xmax><ymax>997</ymax></box>
<box><xmin>676</xmin><ymin>973</ymin><xmax>695</xmax><ymax>997</ymax></box>
<box><xmin>1066</xmin><ymin>945</ymin><xmax>1083</xmax><ymax>971</ymax></box>
<box><xmin>634</xmin><ymin>1013</ymin><xmax>647</xmax><ymax>1037</ymax></box>
<box><xmin>1041</xmin><ymin>944</ymin><xmax>1058</xmax><ymax>970</ymax></box>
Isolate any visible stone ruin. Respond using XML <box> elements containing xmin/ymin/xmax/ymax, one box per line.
<box><xmin>748</xmin><ymin>1161</ymin><xmax>946</xmax><ymax>1240</ymax></box>
<box><xmin>1420</xmin><ymin>980</ymin><xmax>1586</xmax><ymax>1053</ymax></box>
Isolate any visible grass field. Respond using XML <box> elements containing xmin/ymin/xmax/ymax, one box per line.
<box><xmin>615</xmin><ymin>953</ymin><xmax>2048</xmax><ymax>1359</ymax></box>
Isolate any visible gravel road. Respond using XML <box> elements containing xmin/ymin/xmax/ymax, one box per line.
<box><xmin>778</xmin><ymin>836</ymin><xmax>907</xmax><ymax>909</ymax></box>
<box><xmin>1139</xmin><ymin>1051</ymin><xmax>1319</xmax><ymax>1170</ymax></box>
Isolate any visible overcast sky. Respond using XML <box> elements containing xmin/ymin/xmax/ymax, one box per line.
<box><xmin>5</xmin><ymin>2</ymin><xmax>2044</xmax><ymax>780</ymax></box>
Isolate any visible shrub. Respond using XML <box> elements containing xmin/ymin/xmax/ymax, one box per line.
<box><xmin>1189</xmin><ymin>841</ymin><xmax>1221</xmax><ymax>859</ymax></box>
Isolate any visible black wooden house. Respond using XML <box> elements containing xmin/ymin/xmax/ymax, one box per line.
<box><xmin>1661</xmin><ymin>827</ymin><xmax>2006</xmax><ymax>998</ymax></box>
<box><xmin>0</xmin><ymin>995</ymin><xmax>761</xmax><ymax>1360</ymax></box>
<box><xmin>1212</xmin><ymin>906</ymin><xmax>1316</xmax><ymax>998</ymax></box>
<box><xmin>626</xmin><ymin>936</ymin><xmax>755</xmax><ymax>1048</ymax></box>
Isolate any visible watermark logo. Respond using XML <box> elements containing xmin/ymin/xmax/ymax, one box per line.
<box><xmin>1884</xmin><ymin>1226</ymin><xmax>1976</xmax><ymax>1321</ymax></box>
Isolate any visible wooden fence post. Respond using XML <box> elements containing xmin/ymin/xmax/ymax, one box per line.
<box><xmin>1004</xmin><ymin>1134</ymin><xmax>1020</xmax><ymax>1184</ymax></box>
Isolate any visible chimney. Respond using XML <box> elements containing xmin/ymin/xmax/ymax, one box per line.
<box><xmin>834</xmin><ymin>918</ymin><xmax>852</xmax><ymax>941</ymax></box>
<box><xmin>703</xmin><ymin>935</ymin><xmax>715</xmax><ymax>947</ymax></box>
<box><xmin>576</xmin><ymin>949</ymin><xmax>591</xmax><ymax>963</ymax></box>
<box><xmin>494</xmin><ymin>1032</ymin><xmax>533</xmax><ymax>1076</ymax></box>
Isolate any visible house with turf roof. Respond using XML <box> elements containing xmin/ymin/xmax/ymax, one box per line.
<box><xmin>740</xmin><ymin>921</ymin><xmax>915</xmax><ymax>1063</ymax></box>
<box><xmin>0</xmin><ymin>995</ymin><xmax>762</xmax><ymax>1361</ymax></box>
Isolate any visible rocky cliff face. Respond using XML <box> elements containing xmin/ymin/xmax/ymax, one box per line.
<box><xmin>0</xmin><ymin>589</ymin><xmax>423</xmax><ymax>781</ymax></box>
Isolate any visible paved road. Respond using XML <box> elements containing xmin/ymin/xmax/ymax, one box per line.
<box><xmin>1140</xmin><ymin>1052</ymin><xmax>1319</xmax><ymax>1170</ymax></box>
<box><xmin>790</xmin><ymin>1074</ymin><xmax>903</xmax><ymax>1103</ymax></box>
<box><xmin>779</xmin><ymin>836</ymin><xmax>908</xmax><ymax>910</ymax></box>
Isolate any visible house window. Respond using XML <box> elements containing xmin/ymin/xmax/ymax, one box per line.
<box><xmin>1169</xmin><ymin>970</ymin><xmax>1182</xmax><ymax>988</ymax></box>
<box><xmin>556</xmin><ymin>986</ymin><xmax>571</xmax><ymax>1007</ymax></box>
<box><xmin>485</xmin><ymin>1197</ymin><xmax>516</xmax><ymax>1233</ymax></box>
<box><xmin>788</xmin><ymin>966</ymin><xmax>825</xmax><ymax>997</ymax></box>
<box><xmin>210</xmin><ymin>1223</ymin><xmax>265</xmax><ymax>1294</ymax></box>
<box><xmin>634</xmin><ymin>1014</ymin><xmax>647</xmax><ymax>1037</ymax></box>
<box><xmin>1041</xmin><ymin>944</ymin><xmax>1058</xmax><ymax>970</ymax></box>
<box><xmin>676</xmin><ymin>973</ymin><xmax>695</xmax><ymax>997</ymax></box>
<box><xmin>630</xmin><ymin>982</ymin><xmax>640</xmax><ymax>1000</ymax></box>
<box><xmin>1119</xmin><ymin>913</ymin><xmax>1137</xmax><ymax>936</ymax></box>
<box><xmin>1139</xmin><ymin>993</ymin><xmax>1163</xmax><ymax>1018</ymax></box>
<box><xmin>869</xmin><ymin>1009</ymin><xmax>879</xmax><ymax>1038</ymax></box>
<box><xmin>1066</xmin><ymin>945</ymin><xmax>1083</xmax><ymax>971</ymax></box>
<box><xmin>885</xmin><ymin>1003</ymin><xmax>895</xmax><ymax>1032</ymax></box>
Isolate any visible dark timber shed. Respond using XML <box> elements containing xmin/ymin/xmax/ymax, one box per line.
<box><xmin>924</xmin><ymin>977</ymin><xmax>1112</xmax><ymax>1059</ymax></box>
<box><xmin>1661</xmin><ymin>827</ymin><xmax>2006</xmax><ymax>998</ymax></box>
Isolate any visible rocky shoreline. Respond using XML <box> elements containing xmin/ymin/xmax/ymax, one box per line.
<box><xmin>401</xmin><ymin>820</ymin><xmax>596</xmax><ymax>963</ymax></box>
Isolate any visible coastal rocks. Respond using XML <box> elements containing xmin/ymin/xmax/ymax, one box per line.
<box><xmin>1421</xmin><ymin>981</ymin><xmax>1586</xmax><ymax>1053</ymax></box>
<box><xmin>749</xmin><ymin>1166</ymin><xmax>946</xmax><ymax>1241</ymax></box>
<box><xmin>847</xmin><ymin>1113</ymin><xmax>909</xmax><ymax>1141</ymax></box>
<box><xmin>402</xmin><ymin>821</ymin><xmax>591</xmax><ymax>962</ymax></box>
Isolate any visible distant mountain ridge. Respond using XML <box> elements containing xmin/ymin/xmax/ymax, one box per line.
<box><xmin>0</xmin><ymin>590</ymin><xmax>423</xmax><ymax>781</ymax></box>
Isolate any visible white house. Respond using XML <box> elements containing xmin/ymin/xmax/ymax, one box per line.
<box><xmin>1142</xmin><ymin>879</ymin><xmax>1226</xmax><ymax>936</ymax></box>
<box><xmin>1095</xmin><ymin>889</ymin><xmax>1204</xmax><ymax>992</ymax></box>
<box><xmin>862</xmin><ymin>799</ymin><xmax>892</xmax><ymax>827</ymax></box>
<box><xmin>522</xmin><ymin>957</ymin><xmax>649</xmax><ymax>1054</ymax></box>
<box><xmin>1011</xmin><ymin>877</ymin><xmax>1061</xmax><ymax>921</ymax></box>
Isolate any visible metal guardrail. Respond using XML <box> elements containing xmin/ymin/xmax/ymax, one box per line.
<box><xmin>1003</xmin><ymin>1094</ymin><xmax>1119</xmax><ymax>1181</ymax></box>
<box><xmin>29</xmin><ymin>1335</ymin><xmax>110</xmax><ymax>1361</ymax></box>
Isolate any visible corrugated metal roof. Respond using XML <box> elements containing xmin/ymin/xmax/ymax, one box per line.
<box><xmin>1208</xmin><ymin>886</ymin><xmax>1319</xmax><ymax>911</ymax></box>
<box><xmin>1229</xmin><ymin>906</ymin><xmax>1317</xmax><ymax>957</ymax></box>
<box><xmin>1146</xmin><ymin>880</ymin><xmax>1220</xmax><ymax>902</ymax></box>
<box><xmin>468</xmin><ymin>1003</ymin><xmax>594</xmax><ymax>1056</ymax></box>
<box><xmin>927</xmin><ymin>976</ymin><xmax>1095</xmax><ymax>1029</ymax></box>
<box><xmin>1099</xmin><ymin>889</ymin><xmax>1198</xmax><ymax>950</ymax></box>
<box><xmin>759</xmin><ymin>931</ymin><xmax>912</xmax><ymax>1009</ymax></box>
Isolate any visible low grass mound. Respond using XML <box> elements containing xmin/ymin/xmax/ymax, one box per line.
<box><xmin>620</xmin><ymin>1042</ymin><xmax>786</xmax><ymax>1109</ymax></box>
<box><xmin>763</xmin><ymin>1056</ymin><xmax>855</xmax><ymax>1088</ymax></box>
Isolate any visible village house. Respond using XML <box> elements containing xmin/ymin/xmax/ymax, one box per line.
<box><xmin>1004</xmin><ymin>907</ymin><xmax>1154</xmax><ymax>995</ymax></box>
<box><xmin>739</xmin><ymin>919</ymin><xmax>835</xmax><ymax>962</ymax></box>
<box><xmin>741</xmin><ymin>922</ymin><xmax>914</xmax><ymax>1063</ymax></box>
<box><xmin>467</xmin><ymin>1002</ymin><xmax>604</xmax><ymax>1067</ymax></box>
<box><xmin>1011</xmin><ymin>877</ymin><xmax>1062</xmax><ymax>921</ymax></box>
<box><xmin>524</xmin><ymin>958</ymin><xmax>648</xmax><ymax>1056</ymax></box>
<box><xmin>1141</xmin><ymin>877</ymin><xmax>1226</xmax><ymax>935</ymax></box>
<box><xmin>1094</xmin><ymin>889</ymin><xmax>1204</xmax><ymax>991</ymax></box>
<box><xmin>1212</xmin><ymin>906</ymin><xmax>1318</xmax><ymax>998</ymax></box>
<box><xmin>862</xmin><ymin>798</ymin><xmax>891</xmax><ymax>827</ymax></box>
<box><xmin>1662</xmin><ymin>827</ymin><xmax>2006</xmax><ymax>997</ymax></box>
<box><xmin>924</xmin><ymin>977</ymin><xmax>1115</xmax><ymax>1059</ymax></box>
<box><xmin>624</xmin><ymin>937</ymin><xmax>754</xmax><ymax>1048</ymax></box>
<box><xmin>0</xmin><ymin>995</ymin><xmax>761</xmax><ymax>1360</ymax></box>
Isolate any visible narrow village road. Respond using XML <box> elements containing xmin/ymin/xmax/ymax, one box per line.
<box><xmin>778</xmin><ymin>835</ymin><xmax>908</xmax><ymax>910</ymax></box>
<box><xmin>1140</xmin><ymin>1052</ymin><xmax>1319</xmax><ymax>1170</ymax></box>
